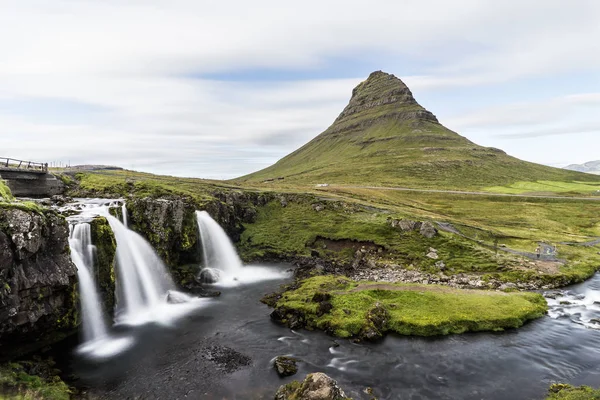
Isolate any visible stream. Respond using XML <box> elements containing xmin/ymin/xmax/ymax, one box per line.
<box><xmin>61</xmin><ymin>266</ymin><xmax>600</xmax><ymax>400</ymax></box>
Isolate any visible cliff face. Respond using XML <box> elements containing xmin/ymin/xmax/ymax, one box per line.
<box><xmin>124</xmin><ymin>191</ymin><xmax>272</xmax><ymax>285</ymax></box>
<box><xmin>0</xmin><ymin>206</ymin><xmax>78</xmax><ymax>358</ymax></box>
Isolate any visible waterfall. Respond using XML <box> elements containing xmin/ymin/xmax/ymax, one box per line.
<box><xmin>102</xmin><ymin>212</ymin><xmax>195</xmax><ymax>326</ymax></box>
<box><xmin>196</xmin><ymin>211</ymin><xmax>243</xmax><ymax>280</ymax></box>
<box><xmin>69</xmin><ymin>223</ymin><xmax>108</xmax><ymax>342</ymax></box>
<box><xmin>195</xmin><ymin>210</ymin><xmax>289</xmax><ymax>286</ymax></box>
<box><xmin>122</xmin><ymin>203</ymin><xmax>128</xmax><ymax>228</ymax></box>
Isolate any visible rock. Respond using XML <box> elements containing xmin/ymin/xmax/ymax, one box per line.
<box><xmin>429</xmin><ymin>247</ymin><xmax>437</xmax><ymax>253</ymax></box>
<box><xmin>360</xmin><ymin>302</ymin><xmax>389</xmax><ymax>341</ymax></box>
<box><xmin>274</xmin><ymin>372</ymin><xmax>350</xmax><ymax>400</ymax></box>
<box><xmin>420</xmin><ymin>221</ymin><xmax>438</xmax><ymax>238</ymax></box>
<box><xmin>280</xmin><ymin>196</ymin><xmax>288</xmax><ymax>207</ymax></box>
<box><xmin>317</xmin><ymin>300</ymin><xmax>333</xmax><ymax>317</ymax></box>
<box><xmin>0</xmin><ymin>207</ymin><xmax>78</xmax><ymax>357</ymax></box>
<box><xmin>312</xmin><ymin>203</ymin><xmax>325</xmax><ymax>212</ymax></box>
<box><xmin>274</xmin><ymin>356</ymin><xmax>299</xmax><ymax>377</ymax></box>
<box><xmin>50</xmin><ymin>195</ymin><xmax>69</xmax><ymax>205</ymax></box>
<box><xmin>426</xmin><ymin>251</ymin><xmax>439</xmax><ymax>260</ymax></box>
<box><xmin>435</xmin><ymin>261</ymin><xmax>446</xmax><ymax>270</ymax></box>
<box><xmin>198</xmin><ymin>268</ymin><xmax>221</xmax><ymax>284</ymax></box>
<box><xmin>499</xmin><ymin>282</ymin><xmax>518</xmax><ymax>291</ymax></box>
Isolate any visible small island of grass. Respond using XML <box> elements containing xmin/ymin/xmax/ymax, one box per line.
<box><xmin>268</xmin><ymin>275</ymin><xmax>547</xmax><ymax>340</ymax></box>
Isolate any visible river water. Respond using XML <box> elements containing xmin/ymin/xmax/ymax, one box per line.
<box><xmin>69</xmin><ymin>265</ymin><xmax>600</xmax><ymax>400</ymax></box>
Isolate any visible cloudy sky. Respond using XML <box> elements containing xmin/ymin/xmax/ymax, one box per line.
<box><xmin>1</xmin><ymin>1</ymin><xmax>599</xmax><ymax>179</ymax></box>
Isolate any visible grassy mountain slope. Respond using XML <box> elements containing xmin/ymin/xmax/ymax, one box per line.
<box><xmin>237</xmin><ymin>71</ymin><xmax>600</xmax><ymax>189</ymax></box>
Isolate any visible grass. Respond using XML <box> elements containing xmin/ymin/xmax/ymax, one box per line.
<box><xmin>65</xmin><ymin>169</ymin><xmax>235</xmax><ymax>203</ymax></box>
<box><xmin>240</xmin><ymin>191</ymin><xmax>600</xmax><ymax>285</ymax></box>
<box><xmin>239</xmin><ymin>197</ymin><xmax>510</xmax><ymax>275</ymax></box>
<box><xmin>0</xmin><ymin>181</ymin><xmax>13</xmax><ymax>201</ymax></box>
<box><xmin>547</xmin><ymin>384</ymin><xmax>600</xmax><ymax>399</ymax></box>
<box><xmin>66</xmin><ymin>169</ymin><xmax>600</xmax><ymax>287</ymax></box>
<box><xmin>272</xmin><ymin>275</ymin><xmax>547</xmax><ymax>339</ymax></box>
<box><xmin>0</xmin><ymin>362</ymin><xmax>70</xmax><ymax>400</ymax></box>
<box><xmin>486</xmin><ymin>181</ymin><xmax>600</xmax><ymax>195</ymax></box>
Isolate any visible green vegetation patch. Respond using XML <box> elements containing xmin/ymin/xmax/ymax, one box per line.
<box><xmin>239</xmin><ymin>197</ymin><xmax>510</xmax><ymax>275</ymax></box>
<box><xmin>0</xmin><ymin>361</ymin><xmax>71</xmax><ymax>400</ymax></box>
<box><xmin>0</xmin><ymin>181</ymin><xmax>13</xmax><ymax>201</ymax></box>
<box><xmin>272</xmin><ymin>275</ymin><xmax>547</xmax><ymax>339</ymax></box>
<box><xmin>486</xmin><ymin>180</ymin><xmax>600</xmax><ymax>195</ymax></box>
<box><xmin>547</xmin><ymin>384</ymin><xmax>600</xmax><ymax>399</ymax></box>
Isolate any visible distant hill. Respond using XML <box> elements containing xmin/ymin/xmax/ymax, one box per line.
<box><xmin>70</xmin><ymin>165</ymin><xmax>123</xmax><ymax>171</ymax></box>
<box><xmin>237</xmin><ymin>71</ymin><xmax>599</xmax><ymax>189</ymax></box>
<box><xmin>564</xmin><ymin>161</ymin><xmax>600</xmax><ymax>175</ymax></box>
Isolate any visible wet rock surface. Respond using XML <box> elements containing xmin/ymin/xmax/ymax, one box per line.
<box><xmin>0</xmin><ymin>207</ymin><xmax>78</xmax><ymax>358</ymax></box>
<box><xmin>274</xmin><ymin>356</ymin><xmax>299</xmax><ymax>377</ymax></box>
<box><xmin>202</xmin><ymin>345</ymin><xmax>252</xmax><ymax>373</ymax></box>
<box><xmin>274</xmin><ymin>372</ymin><xmax>350</xmax><ymax>400</ymax></box>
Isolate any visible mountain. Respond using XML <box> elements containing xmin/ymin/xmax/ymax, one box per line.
<box><xmin>564</xmin><ymin>161</ymin><xmax>600</xmax><ymax>175</ymax></box>
<box><xmin>238</xmin><ymin>71</ymin><xmax>600</xmax><ymax>189</ymax></box>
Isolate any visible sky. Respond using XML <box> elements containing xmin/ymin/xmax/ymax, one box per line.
<box><xmin>1</xmin><ymin>0</ymin><xmax>599</xmax><ymax>179</ymax></box>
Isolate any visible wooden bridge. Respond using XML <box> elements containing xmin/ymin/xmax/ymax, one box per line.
<box><xmin>0</xmin><ymin>157</ymin><xmax>48</xmax><ymax>174</ymax></box>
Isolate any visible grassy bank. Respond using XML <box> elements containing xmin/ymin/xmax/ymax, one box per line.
<box><xmin>270</xmin><ymin>275</ymin><xmax>547</xmax><ymax>340</ymax></box>
<box><xmin>547</xmin><ymin>384</ymin><xmax>600</xmax><ymax>399</ymax></box>
<box><xmin>0</xmin><ymin>361</ymin><xmax>70</xmax><ymax>400</ymax></box>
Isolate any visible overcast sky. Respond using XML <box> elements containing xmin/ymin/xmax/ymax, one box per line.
<box><xmin>1</xmin><ymin>1</ymin><xmax>599</xmax><ymax>179</ymax></box>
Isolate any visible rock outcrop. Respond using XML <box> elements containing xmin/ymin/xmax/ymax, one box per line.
<box><xmin>122</xmin><ymin>190</ymin><xmax>273</xmax><ymax>287</ymax></box>
<box><xmin>0</xmin><ymin>206</ymin><xmax>78</xmax><ymax>358</ymax></box>
<box><xmin>274</xmin><ymin>372</ymin><xmax>350</xmax><ymax>400</ymax></box>
<box><xmin>330</xmin><ymin>70</ymin><xmax>439</xmax><ymax>133</ymax></box>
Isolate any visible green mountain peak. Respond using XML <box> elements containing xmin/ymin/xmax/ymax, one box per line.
<box><xmin>238</xmin><ymin>71</ymin><xmax>600</xmax><ymax>189</ymax></box>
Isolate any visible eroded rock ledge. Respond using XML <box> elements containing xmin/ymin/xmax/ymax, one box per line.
<box><xmin>0</xmin><ymin>206</ymin><xmax>78</xmax><ymax>358</ymax></box>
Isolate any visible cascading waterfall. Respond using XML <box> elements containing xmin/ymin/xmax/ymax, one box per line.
<box><xmin>69</xmin><ymin>221</ymin><xmax>134</xmax><ymax>358</ymax></box>
<box><xmin>122</xmin><ymin>203</ymin><xmax>128</xmax><ymax>228</ymax></box>
<box><xmin>69</xmin><ymin>223</ymin><xmax>108</xmax><ymax>342</ymax></box>
<box><xmin>102</xmin><ymin>212</ymin><xmax>201</xmax><ymax>326</ymax></box>
<box><xmin>195</xmin><ymin>210</ymin><xmax>289</xmax><ymax>286</ymax></box>
<box><xmin>196</xmin><ymin>210</ymin><xmax>243</xmax><ymax>278</ymax></box>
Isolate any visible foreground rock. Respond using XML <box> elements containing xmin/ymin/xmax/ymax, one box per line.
<box><xmin>0</xmin><ymin>206</ymin><xmax>78</xmax><ymax>357</ymax></box>
<box><xmin>275</xmin><ymin>372</ymin><xmax>350</xmax><ymax>400</ymax></box>
<box><xmin>274</xmin><ymin>356</ymin><xmax>299</xmax><ymax>377</ymax></box>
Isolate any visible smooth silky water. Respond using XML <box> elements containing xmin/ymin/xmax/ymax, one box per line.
<box><xmin>63</xmin><ymin>272</ymin><xmax>600</xmax><ymax>400</ymax></box>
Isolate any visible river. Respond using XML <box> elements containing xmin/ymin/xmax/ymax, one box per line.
<box><xmin>63</xmin><ymin>265</ymin><xmax>600</xmax><ymax>400</ymax></box>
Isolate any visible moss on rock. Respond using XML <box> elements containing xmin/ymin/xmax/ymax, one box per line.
<box><xmin>270</xmin><ymin>275</ymin><xmax>547</xmax><ymax>340</ymax></box>
<box><xmin>0</xmin><ymin>359</ymin><xmax>71</xmax><ymax>400</ymax></box>
<box><xmin>547</xmin><ymin>383</ymin><xmax>600</xmax><ymax>399</ymax></box>
<box><xmin>90</xmin><ymin>216</ymin><xmax>117</xmax><ymax>315</ymax></box>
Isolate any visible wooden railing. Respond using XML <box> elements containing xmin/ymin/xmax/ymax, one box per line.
<box><xmin>0</xmin><ymin>157</ymin><xmax>48</xmax><ymax>173</ymax></box>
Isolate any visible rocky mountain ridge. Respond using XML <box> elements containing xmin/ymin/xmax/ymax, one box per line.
<box><xmin>564</xmin><ymin>160</ymin><xmax>600</xmax><ymax>174</ymax></box>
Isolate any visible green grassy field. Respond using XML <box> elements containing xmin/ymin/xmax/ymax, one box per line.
<box><xmin>486</xmin><ymin>180</ymin><xmax>600</xmax><ymax>195</ymax></box>
<box><xmin>64</xmin><ymin>169</ymin><xmax>235</xmax><ymax>202</ymax></box>
<box><xmin>271</xmin><ymin>275</ymin><xmax>547</xmax><ymax>338</ymax></box>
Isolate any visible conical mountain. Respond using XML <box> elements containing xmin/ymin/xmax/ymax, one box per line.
<box><xmin>238</xmin><ymin>71</ymin><xmax>600</xmax><ymax>189</ymax></box>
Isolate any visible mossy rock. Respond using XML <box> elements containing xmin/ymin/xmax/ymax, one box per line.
<box><xmin>90</xmin><ymin>216</ymin><xmax>117</xmax><ymax>316</ymax></box>
<box><xmin>547</xmin><ymin>383</ymin><xmax>600</xmax><ymax>399</ymax></box>
<box><xmin>274</xmin><ymin>356</ymin><xmax>299</xmax><ymax>377</ymax></box>
<box><xmin>0</xmin><ymin>359</ymin><xmax>71</xmax><ymax>400</ymax></box>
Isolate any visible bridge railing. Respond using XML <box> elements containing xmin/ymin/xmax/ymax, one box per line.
<box><xmin>0</xmin><ymin>157</ymin><xmax>48</xmax><ymax>173</ymax></box>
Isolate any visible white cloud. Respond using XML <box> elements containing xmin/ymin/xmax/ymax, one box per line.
<box><xmin>0</xmin><ymin>0</ymin><xmax>599</xmax><ymax>178</ymax></box>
